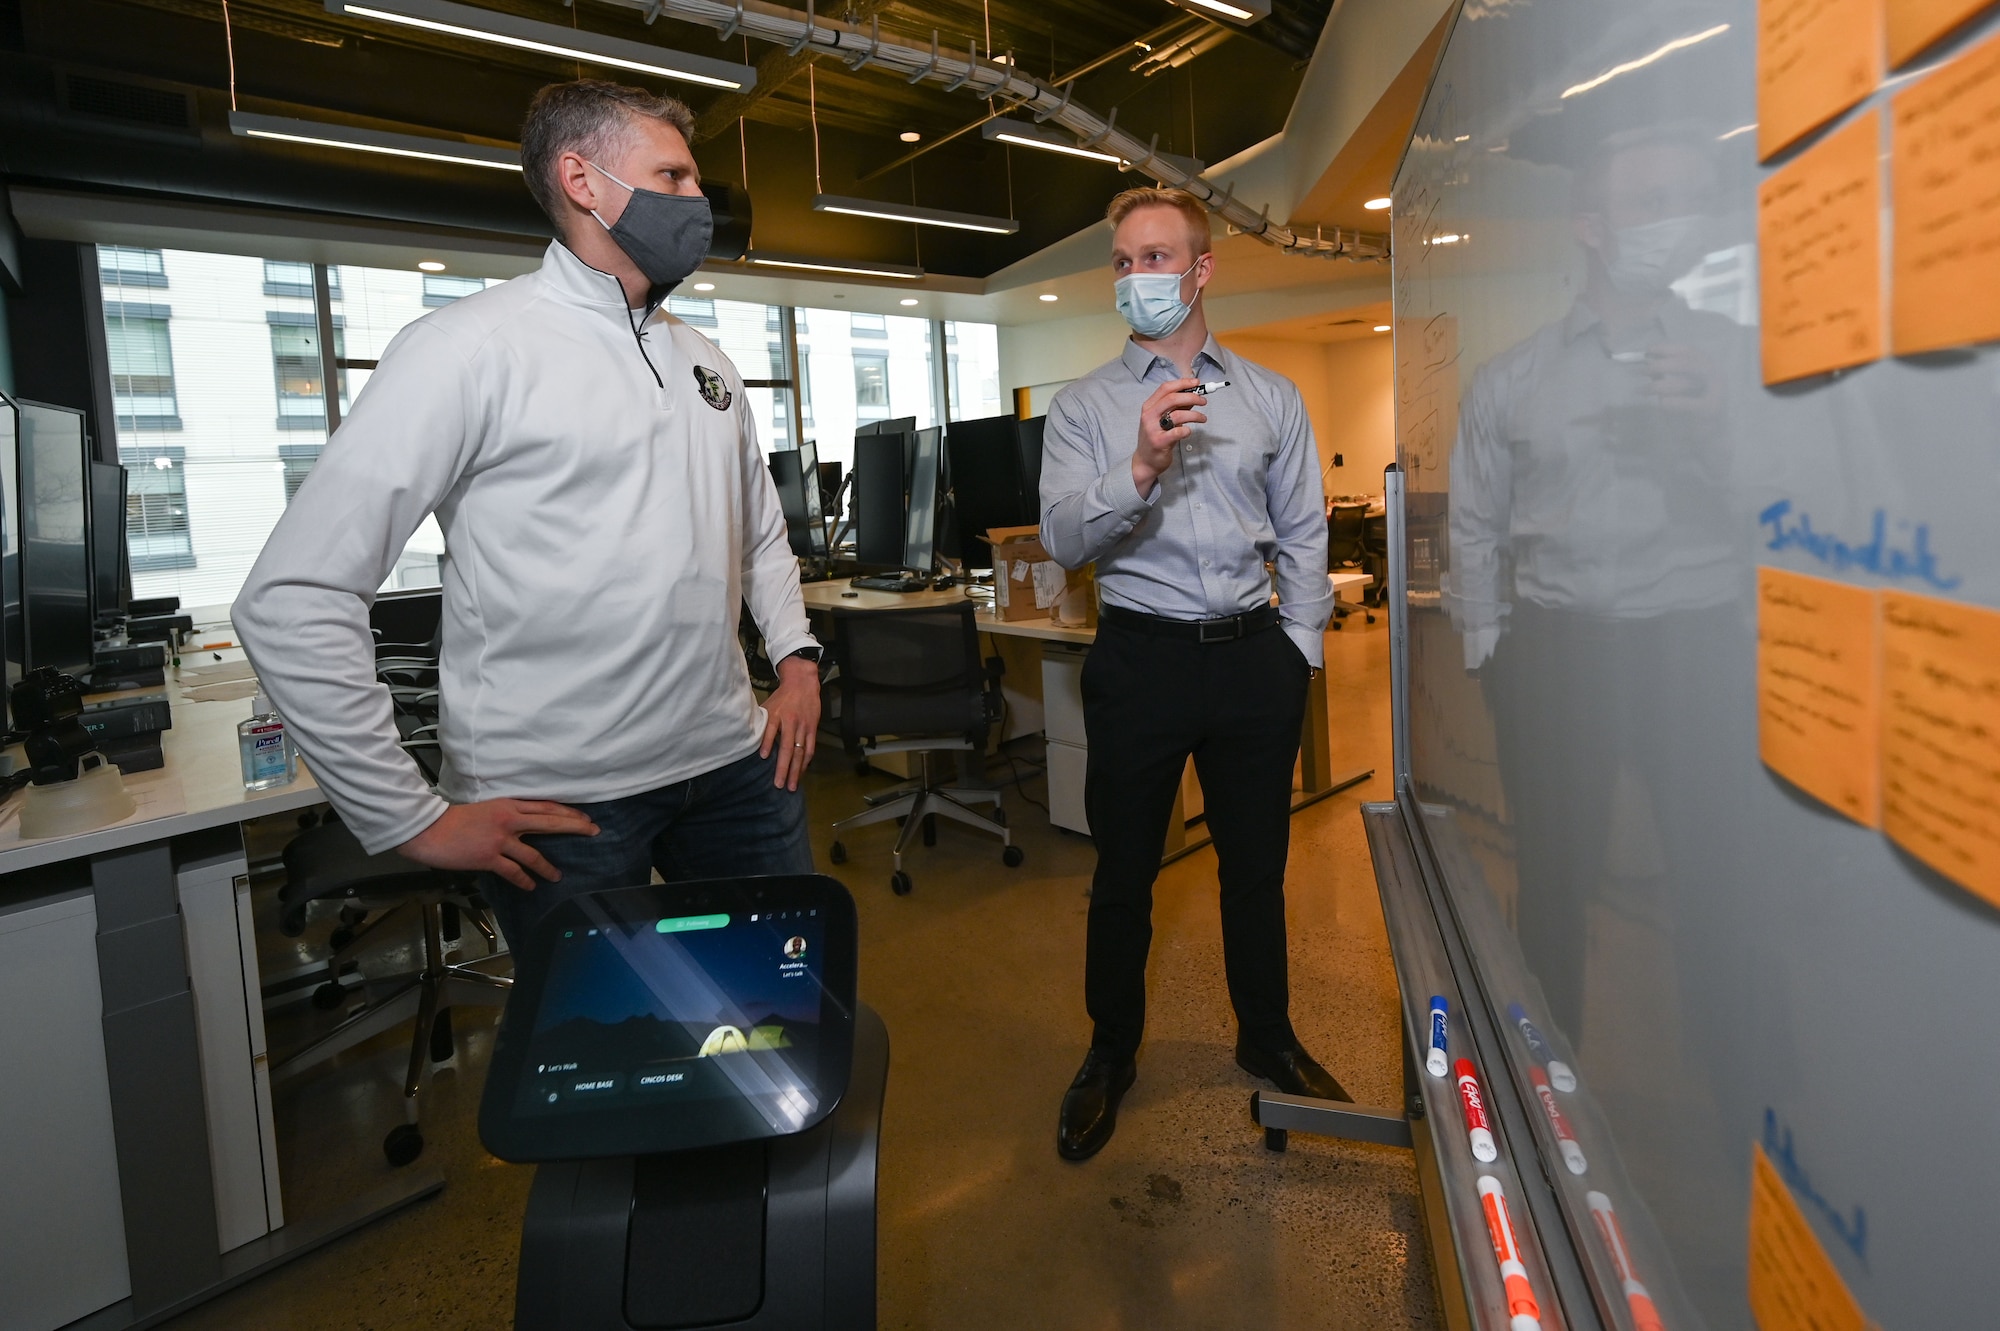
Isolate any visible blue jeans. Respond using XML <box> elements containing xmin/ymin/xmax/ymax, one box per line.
<box><xmin>481</xmin><ymin>747</ymin><xmax>813</xmax><ymax>956</ymax></box>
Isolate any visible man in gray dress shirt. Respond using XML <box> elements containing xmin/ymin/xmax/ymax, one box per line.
<box><xmin>1039</xmin><ymin>187</ymin><xmax>1349</xmax><ymax>1162</ymax></box>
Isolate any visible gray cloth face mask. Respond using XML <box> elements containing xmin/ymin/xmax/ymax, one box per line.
<box><xmin>587</xmin><ymin>161</ymin><xmax>713</xmax><ymax>293</ymax></box>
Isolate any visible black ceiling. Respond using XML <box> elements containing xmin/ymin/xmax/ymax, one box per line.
<box><xmin>0</xmin><ymin>0</ymin><xmax>1333</xmax><ymax>279</ymax></box>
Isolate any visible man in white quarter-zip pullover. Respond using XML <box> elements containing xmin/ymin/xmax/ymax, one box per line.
<box><xmin>235</xmin><ymin>81</ymin><xmax>821</xmax><ymax>951</ymax></box>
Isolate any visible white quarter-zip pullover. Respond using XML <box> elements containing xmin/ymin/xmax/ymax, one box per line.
<box><xmin>235</xmin><ymin>241</ymin><xmax>816</xmax><ymax>854</ymax></box>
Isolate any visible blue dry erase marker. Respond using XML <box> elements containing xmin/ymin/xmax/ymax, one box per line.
<box><xmin>1508</xmin><ymin>1002</ymin><xmax>1576</xmax><ymax>1092</ymax></box>
<box><xmin>1427</xmin><ymin>996</ymin><xmax>1450</xmax><ymax>1077</ymax></box>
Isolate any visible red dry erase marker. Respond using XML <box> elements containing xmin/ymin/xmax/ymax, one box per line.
<box><xmin>1455</xmin><ymin>1058</ymin><xmax>1498</xmax><ymax>1162</ymax></box>
<box><xmin>1587</xmin><ymin>1191</ymin><xmax>1666</xmax><ymax>1331</ymax></box>
<box><xmin>1530</xmin><ymin>1065</ymin><xmax>1587</xmax><ymax>1175</ymax></box>
<box><xmin>1477</xmin><ymin>1175</ymin><xmax>1543</xmax><ymax>1331</ymax></box>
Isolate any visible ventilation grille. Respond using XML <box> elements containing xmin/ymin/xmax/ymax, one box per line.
<box><xmin>63</xmin><ymin>75</ymin><xmax>193</xmax><ymax>129</ymax></box>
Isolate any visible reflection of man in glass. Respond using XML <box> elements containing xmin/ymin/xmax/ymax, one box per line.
<box><xmin>1447</xmin><ymin>126</ymin><xmax>1757</xmax><ymax>1040</ymax></box>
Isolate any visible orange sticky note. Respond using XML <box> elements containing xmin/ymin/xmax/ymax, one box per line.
<box><xmin>1759</xmin><ymin>111</ymin><xmax>1885</xmax><ymax>384</ymax></box>
<box><xmin>1748</xmin><ymin>1143</ymin><xmax>1871</xmax><ymax>1331</ymax></box>
<box><xmin>1890</xmin><ymin>34</ymin><xmax>2000</xmax><ymax>354</ymax></box>
<box><xmin>1757</xmin><ymin>568</ymin><xmax>1880</xmax><ymax>826</ymax></box>
<box><xmin>1887</xmin><ymin>0</ymin><xmax>1998</xmax><ymax>66</ymax></box>
<box><xmin>1759</xmin><ymin>0</ymin><xmax>1885</xmax><ymax>159</ymax></box>
<box><xmin>1880</xmin><ymin>590</ymin><xmax>2000</xmax><ymax>906</ymax></box>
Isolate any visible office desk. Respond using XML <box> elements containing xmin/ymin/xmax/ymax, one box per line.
<box><xmin>800</xmin><ymin>582</ymin><xmax>1372</xmax><ymax>855</ymax></box>
<box><xmin>0</xmin><ymin>671</ymin><xmax>440</xmax><ymax>1331</ymax></box>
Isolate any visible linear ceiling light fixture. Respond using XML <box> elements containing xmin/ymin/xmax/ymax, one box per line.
<box><xmin>1560</xmin><ymin>24</ymin><xmax>1730</xmax><ymax>99</ymax></box>
<box><xmin>812</xmin><ymin>194</ymin><xmax>1019</xmax><ymax>235</ymax></box>
<box><xmin>323</xmin><ymin>0</ymin><xmax>757</xmax><ymax>89</ymax></box>
<box><xmin>745</xmin><ymin>252</ymin><xmax>925</xmax><ymax>280</ymax></box>
<box><xmin>228</xmin><ymin>110</ymin><xmax>522</xmax><ymax>171</ymax></box>
<box><xmin>1163</xmin><ymin>0</ymin><xmax>1271</xmax><ymax>23</ymax></box>
<box><xmin>982</xmin><ymin>118</ymin><xmax>1121</xmax><ymax>164</ymax></box>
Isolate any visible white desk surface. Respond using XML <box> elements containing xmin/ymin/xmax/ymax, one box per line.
<box><xmin>0</xmin><ymin>669</ymin><xmax>324</xmax><ymax>876</ymax></box>
<box><xmin>1330</xmin><ymin>571</ymin><xmax>1371</xmax><ymax>596</ymax></box>
<box><xmin>799</xmin><ymin>581</ymin><xmax>1097</xmax><ymax>645</ymax></box>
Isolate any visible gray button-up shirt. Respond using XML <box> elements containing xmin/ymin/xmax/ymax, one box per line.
<box><xmin>1039</xmin><ymin>335</ymin><xmax>1333</xmax><ymax>665</ymax></box>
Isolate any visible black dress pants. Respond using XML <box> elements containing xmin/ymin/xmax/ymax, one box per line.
<box><xmin>1079</xmin><ymin>618</ymin><xmax>1311</xmax><ymax>1058</ymax></box>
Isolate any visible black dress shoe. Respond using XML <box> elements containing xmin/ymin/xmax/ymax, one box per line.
<box><xmin>1236</xmin><ymin>1038</ymin><xmax>1353</xmax><ymax>1102</ymax></box>
<box><xmin>1057</xmin><ymin>1049</ymin><xmax>1137</xmax><ymax>1161</ymax></box>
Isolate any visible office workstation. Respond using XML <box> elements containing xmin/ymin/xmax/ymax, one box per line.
<box><xmin>10</xmin><ymin>0</ymin><xmax>1992</xmax><ymax>1327</ymax></box>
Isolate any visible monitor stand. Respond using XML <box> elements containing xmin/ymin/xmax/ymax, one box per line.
<box><xmin>514</xmin><ymin>1005</ymin><xmax>889</xmax><ymax>1331</ymax></box>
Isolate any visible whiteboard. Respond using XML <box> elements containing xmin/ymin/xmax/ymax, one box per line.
<box><xmin>1392</xmin><ymin>1</ymin><xmax>2000</xmax><ymax>1327</ymax></box>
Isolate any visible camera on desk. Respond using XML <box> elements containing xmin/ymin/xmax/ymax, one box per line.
<box><xmin>12</xmin><ymin>667</ymin><xmax>99</xmax><ymax>786</ymax></box>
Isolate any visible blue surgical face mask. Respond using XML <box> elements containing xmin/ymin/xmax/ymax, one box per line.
<box><xmin>1114</xmin><ymin>258</ymin><xmax>1202</xmax><ymax>339</ymax></box>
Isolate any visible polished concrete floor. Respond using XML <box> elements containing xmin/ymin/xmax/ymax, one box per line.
<box><xmin>165</xmin><ymin>613</ymin><xmax>1440</xmax><ymax>1331</ymax></box>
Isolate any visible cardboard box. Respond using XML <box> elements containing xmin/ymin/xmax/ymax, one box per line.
<box><xmin>986</xmin><ymin>525</ymin><xmax>1095</xmax><ymax>625</ymax></box>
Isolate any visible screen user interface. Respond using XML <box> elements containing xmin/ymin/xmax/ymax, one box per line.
<box><xmin>518</xmin><ymin>902</ymin><xmax>829</xmax><ymax>1135</ymax></box>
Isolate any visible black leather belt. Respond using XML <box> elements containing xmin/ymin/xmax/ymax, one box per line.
<box><xmin>1099</xmin><ymin>603</ymin><xmax>1281</xmax><ymax>643</ymax></box>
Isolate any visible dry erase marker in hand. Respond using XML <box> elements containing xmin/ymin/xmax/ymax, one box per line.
<box><xmin>1478</xmin><ymin>1176</ymin><xmax>1545</xmax><ymax>1331</ymax></box>
<box><xmin>1530</xmin><ymin>1065</ymin><xmax>1587</xmax><ymax>1175</ymax></box>
<box><xmin>1508</xmin><ymin>1002</ymin><xmax>1576</xmax><ymax>1092</ymax></box>
<box><xmin>1455</xmin><ymin>1058</ymin><xmax>1498</xmax><ymax>1162</ymax></box>
<box><xmin>1192</xmin><ymin>379</ymin><xmax>1231</xmax><ymax>395</ymax></box>
<box><xmin>1427</xmin><ymin>996</ymin><xmax>1450</xmax><ymax>1077</ymax></box>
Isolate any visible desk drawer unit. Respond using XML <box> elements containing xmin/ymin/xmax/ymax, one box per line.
<box><xmin>1046</xmin><ymin>740</ymin><xmax>1090</xmax><ymax>836</ymax></box>
<box><xmin>1040</xmin><ymin>644</ymin><xmax>1089</xmax><ymax>747</ymax></box>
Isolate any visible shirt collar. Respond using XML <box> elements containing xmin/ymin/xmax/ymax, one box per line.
<box><xmin>539</xmin><ymin>240</ymin><xmax>668</xmax><ymax>321</ymax></box>
<box><xmin>1119</xmin><ymin>334</ymin><xmax>1228</xmax><ymax>381</ymax></box>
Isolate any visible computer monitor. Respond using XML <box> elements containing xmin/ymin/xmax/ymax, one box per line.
<box><xmin>1016</xmin><ymin>415</ymin><xmax>1046</xmax><ymax>509</ymax></box>
<box><xmin>90</xmin><ymin>461</ymin><xmax>128</xmax><ymax>624</ymax></box>
<box><xmin>767</xmin><ymin>441</ymin><xmax>827</xmax><ymax>559</ymax></box>
<box><xmin>17</xmin><ymin>400</ymin><xmax>94</xmax><ymax>675</ymax></box>
<box><xmin>903</xmin><ymin>427</ymin><xmax>942</xmax><ymax>575</ymax></box>
<box><xmin>853</xmin><ymin>416</ymin><xmax>917</xmax><ymax>439</ymax></box>
<box><xmin>816</xmin><ymin>460</ymin><xmax>843</xmax><ymax>522</ymax></box>
<box><xmin>943</xmin><ymin>414</ymin><xmax>1035</xmax><ymax>567</ymax></box>
<box><xmin>852</xmin><ymin>434</ymin><xmax>907</xmax><ymax>569</ymax></box>
<box><xmin>0</xmin><ymin>395</ymin><xmax>24</xmax><ymax>723</ymax></box>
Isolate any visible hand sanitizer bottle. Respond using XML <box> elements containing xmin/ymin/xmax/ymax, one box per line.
<box><xmin>239</xmin><ymin>691</ymin><xmax>297</xmax><ymax>791</ymax></box>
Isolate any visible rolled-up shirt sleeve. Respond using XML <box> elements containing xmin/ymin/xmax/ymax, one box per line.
<box><xmin>1265</xmin><ymin>379</ymin><xmax>1333</xmax><ymax>666</ymax></box>
<box><xmin>234</xmin><ymin>321</ymin><xmax>470</xmax><ymax>854</ymax></box>
<box><xmin>1038</xmin><ymin>388</ymin><xmax>1157</xmax><ymax>570</ymax></box>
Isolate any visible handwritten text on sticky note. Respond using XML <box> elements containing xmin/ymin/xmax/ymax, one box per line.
<box><xmin>1758</xmin><ymin>568</ymin><xmax>1881</xmax><ymax>826</ymax></box>
<box><xmin>1759</xmin><ymin>111</ymin><xmax>1884</xmax><ymax>384</ymax></box>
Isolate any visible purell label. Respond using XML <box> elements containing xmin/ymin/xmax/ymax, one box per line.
<box><xmin>251</xmin><ymin>731</ymin><xmax>288</xmax><ymax>779</ymax></box>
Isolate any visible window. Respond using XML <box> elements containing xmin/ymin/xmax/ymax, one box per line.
<box><xmin>766</xmin><ymin>345</ymin><xmax>790</xmax><ymax>447</ymax></box>
<box><xmin>850</xmin><ymin>312</ymin><xmax>888</xmax><ymax>339</ymax></box>
<box><xmin>121</xmin><ymin>445</ymin><xmax>195</xmax><ymax>571</ymax></box>
<box><xmin>103</xmin><ymin>304</ymin><xmax>181</xmax><ymax>430</ymax></box>
<box><xmin>279</xmin><ymin>443</ymin><xmax>321</xmax><ymax>502</ymax></box>
<box><xmin>262</xmin><ymin>260</ymin><xmax>339</xmax><ymax>299</ymax></box>
<box><xmin>268</xmin><ymin>315</ymin><xmax>346</xmax><ymax>429</ymax></box>
<box><xmin>944</xmin><ymin>321</ymin><xmax>1003</xmax><ymax>420</ymax></box>
<box><xmin>99</xmin><ymin>246</ymin><xmax>168</xmax><ymax>289</ymax></box>
<box><xmin>853</xmin><ymin>353</ymin><xmax>890</xmax><ymax>419</ymax></box>
<box><xmin>668</xmin><ymin>296</ymin><xmax>719</xmax><ymax>326</ymax></box>
<box><xmin>421</xmin><ymin>274</ymin><xmax>485</xmax><ymax>306</ymax></box>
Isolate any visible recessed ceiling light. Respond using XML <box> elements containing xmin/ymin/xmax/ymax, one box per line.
<box><xmin>1039</xmin><ymin>293</ymin><xmax>1058</xmax><ymax>302</ymax></box>
<box><xmin>1364</xmin><ymin>197</ymin><xmax>1391</xmax><ymax>210</ymax></box>
<box><xmin>900</xmin><ymin>131</ymin><xmax>921</xmax><ymax>143</ymax></box>
<box><xmin>899</xmin><ymin>297</ymin><xmax>919</xmax><ymax>306</ymax></box>
<box><xmin>417</xmin><ymin>260</ymin><xmax>446</xmax><ymax>272</ymax></box>
<box><xmin>692</xmin><ymin>282</ymin><xmax>716</xmax><ymax>291</ymax></box>
<box><xmin>1373</xmin><ymin>324</ymin><xmax>1391</xmax><ymax>332</ymax></box>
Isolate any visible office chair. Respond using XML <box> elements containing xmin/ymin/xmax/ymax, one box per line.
<box><xmin>824</xmin><ymin>602</ymin><xmax>1025</xmax><ymax>895</ymax></box>
<box><xmin>270</xmin><ymin>635</ymin><xmax>508</xmax><ymax>1168</ymax></box>
<box><xmin>1360</xmin><ymin>512</ymin><xmax>1389</xmax><ymax>609</ymax></box>
<box><xmin>1327</xmin><ymin>503</ymin><xmax>1377</xmax><ymax>628</ymax></box>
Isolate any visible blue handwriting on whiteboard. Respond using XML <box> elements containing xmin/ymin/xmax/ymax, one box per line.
<box><xmin>1758</xmin><ymin>500</ymin><xmax>1960</xmax><ymax>591</ymax></box>
<box><xmin>1763</xmin><ymin>1108</ymin><xmax>1868</xmax><ymax>1262</ymax></box>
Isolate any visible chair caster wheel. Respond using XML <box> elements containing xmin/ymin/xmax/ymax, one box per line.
<box><xmin>1332</xmin><ymin>621</ymin><xmax>1344</xmax><ymax>631</ymax></box>
<box><xmin>890</xmin><ymin>870</ymin><xmax>913</xmax><ymax>896</ymax></box>
<box><xmin>383</xmin><ymin>1123</ymin><xmax>424</xmax><ymax>1167</ymax></box>
<box><xmin>311</xmin><ymin>981</ymin><xmax>346</xmax><ymax>1010</ymax></box>
<box><xmin>328</xmin><ymin>926</ymin><xmax>355</xmax><ymax>951</ymax></box>
<box><xmin>991</xmin><ymin>808</ymin><xmax>1008</xmax><ymax>827</ymax></box>
<box><xmin>829</xmin><ymin>841</ymin><xmax>847</xmax><ymax>865</ymax></box>
<box><xmin>1264</xmin><ymin>1127</ymin><xmax>1289</xmax><ymax>1153</ymax></box>
<box><xmin>1002</xmin><ymin>845</ymin><xmax>1025</xmax><ymax>868</ymax></box>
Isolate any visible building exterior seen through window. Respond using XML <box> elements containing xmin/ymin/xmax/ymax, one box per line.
<box><xmin>93</xmin><ymin>245</ymin><xmax>1003</xmax><ymax>614</ymax></box>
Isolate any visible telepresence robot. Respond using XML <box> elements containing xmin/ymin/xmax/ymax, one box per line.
<box><xmin>479</xmin><ymin>875</ymin><xmax>887</xmax><ymax>1331</ymax></box>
